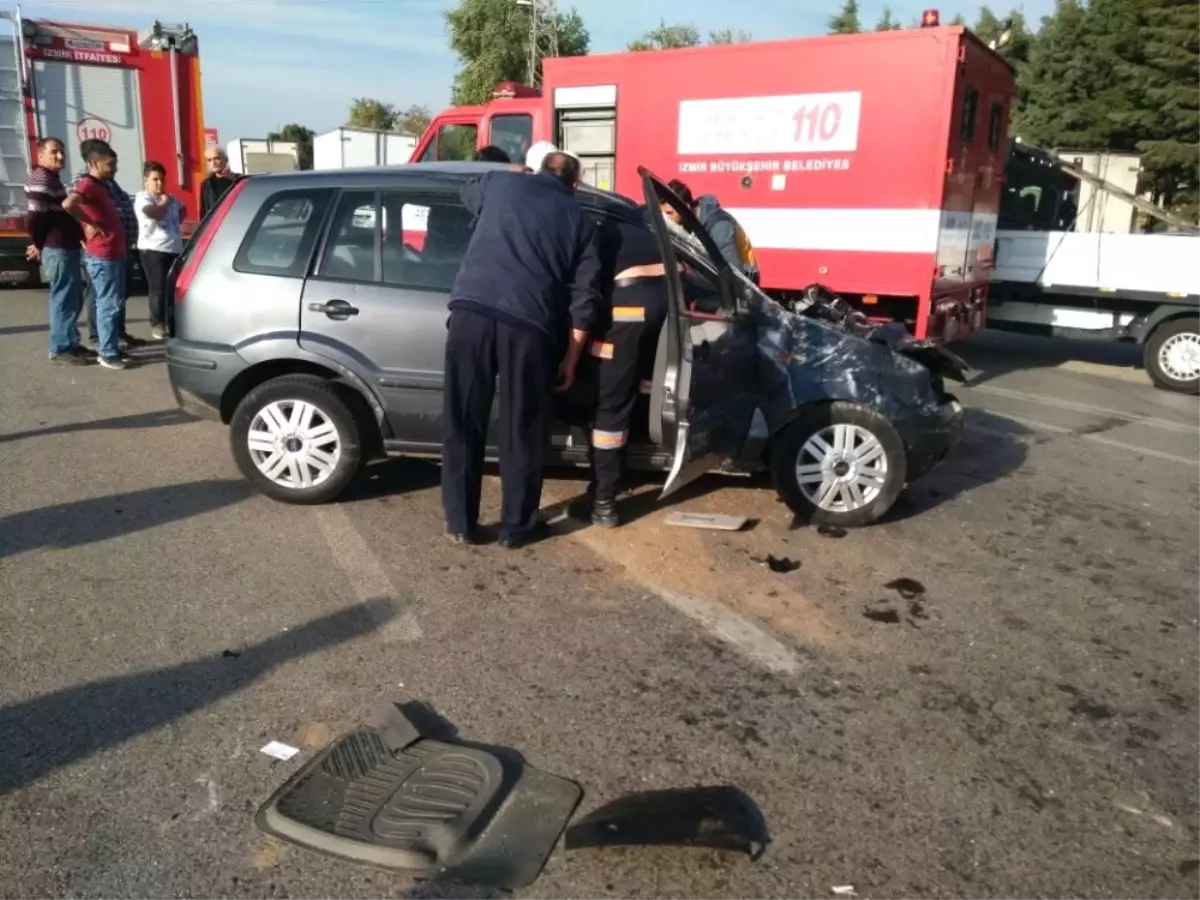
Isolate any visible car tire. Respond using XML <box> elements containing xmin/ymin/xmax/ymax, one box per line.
<box><xmin>230</xmin><ymin>375</ymin><xmax>363</xmax><ymax>504</ymax></box>
<box><xmin>770</xmin><ymin>402</ymin><xmax>907</xmax><ymax>528</ymax></box>
<box><xmin>1144</xmin><ymin>317</ymin><xmax>1200</xmax><ymax>394</ymax></box>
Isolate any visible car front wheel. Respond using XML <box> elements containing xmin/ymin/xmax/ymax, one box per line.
<box><xmin>1145</xmin><ymin>317</ymin><xmax>1200</xmax><ymax>394</ymax></box>
<box><xmin>230</xmin><ymin>375</ymin><xmax>363</xmax><ymax>504</ymax></box>
<box><xmin>770</xmin><ymin>402</ymin><xmax>907</xmax><ymax>528</ymax></box>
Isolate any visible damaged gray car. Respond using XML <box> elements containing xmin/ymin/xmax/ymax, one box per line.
<box><xmin>619</xmin><ymin>168</ymin><xmax>967</xmax><ymax>527</ymax></box>
<box><xmin>168</xmin><ymin>162</ymin><xmax>965</xmax><ymax>528</ymax></box>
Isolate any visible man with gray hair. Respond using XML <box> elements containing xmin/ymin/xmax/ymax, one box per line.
<box><xmin>440</xmin><ymin>145</ymin><xmax>602</xmax><ymax>549</ymax></box>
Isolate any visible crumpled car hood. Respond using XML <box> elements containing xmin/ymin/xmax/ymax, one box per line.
<box><xmin>747</xmin><ymin>291</ymin><xmax>959</xmax><ymax>428</ymax></box>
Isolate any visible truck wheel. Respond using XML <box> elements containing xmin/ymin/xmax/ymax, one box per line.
<box><xmin>1145</xmin><ymin>317</ymin><xmax>1200</xmax><ymax>394</ymax></box>
<box><xmin>770</xmin><ymin>402</ymin><xmax>907</xmax><ymax>529</ymax></box>
<box><xmin>230</xmin><ymin>375</ymin><xmax>363</xmax><ymax>504</ymax></box>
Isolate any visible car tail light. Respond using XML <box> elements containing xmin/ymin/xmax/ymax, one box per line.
<box><xmin>174</xmin><ymin>177</ymin><xmax>248</xmax><ymax>303</ymax></box>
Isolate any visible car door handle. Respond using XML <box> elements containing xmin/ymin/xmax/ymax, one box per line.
<box><xmin>309</xmin><ymin>299</ymin><xmax>359</xmax><ymax>318</ymax></box>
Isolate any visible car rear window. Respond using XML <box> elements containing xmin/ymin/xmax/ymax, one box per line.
<box><xmin>234</xmin><ymin>188</ymin><xmax>334</xmax><ymax>278</ymax></box>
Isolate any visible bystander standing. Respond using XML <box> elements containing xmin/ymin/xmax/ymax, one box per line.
<box><xmin>24</xmin><ymin>136</ymin><xmax>89</xmax><ymax>364</ymax></box>
<box><xmin>134</xmin><ymin>161</ymin><xmax>184</xmax><ymax>340</ymax></box>
<box><xmin>64</xmin><ymin>143</ymin><xmax>130</xmax><ymax>370</ymax></box>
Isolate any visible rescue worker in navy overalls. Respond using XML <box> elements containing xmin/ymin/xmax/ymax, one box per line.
<box><xmin>441</xmin><ymin>150</ymin><xmax>602</xmax><ymax>549</ymax></box>
<box><xmin>574</xmin><ymin>208</ymin><xmax>670</xmax><ymax>528</ymax></box>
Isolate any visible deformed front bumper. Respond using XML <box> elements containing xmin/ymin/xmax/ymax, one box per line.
<box><xmin>896</xmin><ymin>394</ymin><xmax>965</xmax><ymax>482</ymax></box>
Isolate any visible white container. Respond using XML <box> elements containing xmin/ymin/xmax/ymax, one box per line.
<box><xmin>226</xmin><ymin>138</ymin><xmax>299</xmax><ymax>175</ymax></box>
<box><xmin>313</xmin><ymin>127</ymin><xmax>416</xmax><ymax>170</ymax></box>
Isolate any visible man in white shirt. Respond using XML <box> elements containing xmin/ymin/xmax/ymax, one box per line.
<box><xmin>134</xmin><ymin>160</ymin><xmax>184</xmax><ymax>340</ymax></box>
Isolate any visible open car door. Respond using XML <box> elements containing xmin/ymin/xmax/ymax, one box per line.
<box><xmin>639</xmin><ymin>167</ymin><xmax>758</xmax><ymax>500</ymax></box>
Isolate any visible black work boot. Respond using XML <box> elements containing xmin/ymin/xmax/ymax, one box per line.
<box><xmin>590</xmin><ymin>497</ymin><xmax>620</xmax><ymax>529</ymax></box>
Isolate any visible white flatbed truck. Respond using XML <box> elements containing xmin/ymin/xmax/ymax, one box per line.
<box><xmin>988</xmin><ymin>142</ymin><xmax>1200</xmax><ymax>393</ymax></box>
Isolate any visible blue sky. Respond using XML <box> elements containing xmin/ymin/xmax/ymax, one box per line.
<box><xmin>24</xmin><ymin>0</ymin><xmax>1049</xmax><ymax>141</ymax></box>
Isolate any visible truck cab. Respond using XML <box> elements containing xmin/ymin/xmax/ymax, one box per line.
<box><xmin>411</xmin><ymin>82</ymin><xmax>542</xmax><ymax>166</ymax></box>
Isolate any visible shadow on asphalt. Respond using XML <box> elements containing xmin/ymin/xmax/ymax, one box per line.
<box><xmin>0</xmin><ymin>479</ymin><xmax>251</xmax><ymax>559</ymax></box>
<box><xmin>0</xmin><ymin>599</ymin><xmax>398</xmax><ymax>796</ymax></box>
<box><xmin>0</xmin><ymin>407</ymin><xmax>196</xmax><ymax>445</ymax></box>
<box><xmin>878</xmin><ymin>408</ymin><xmax>1033</xmax><ymax>524</ymax></box>
<box><xmin>957</xmin><ymin>330</ymin><xmax>1144</xmax><ymax>388</ymax></box>
<box><xmin>0</xmin><ymin>323</ymin><xmax>48</xmax><ymax>337</ymax></box>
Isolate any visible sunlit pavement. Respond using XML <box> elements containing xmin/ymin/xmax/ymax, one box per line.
<box><xmin>1</xmin><ymin>288</ymin><xmax>1197</xmax><ymax>898</ymax></box>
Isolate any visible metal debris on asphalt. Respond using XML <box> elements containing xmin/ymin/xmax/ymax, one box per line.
<box><xmin>664</xmin><ymin>511</ymin><xmax>749</xmax><ymax>531</ymax></box>
<box><xmin>862</xmin><ymin>606</ymin><xmax>901</xmax><ymax>624</ymax></box>
<box><xmin>884</xmin><ymin>577</ymin><xmax>926</xmax><ymax>599</ymax></box>
<box><xmin>753</xmin><ymin>554</ymin><xmax>801</xmax><ymax>573</ymax></box>
<box><xmin>259</xmin><ymin>741</ymin><xmax>301</xmax><ymax>762</ymax></box>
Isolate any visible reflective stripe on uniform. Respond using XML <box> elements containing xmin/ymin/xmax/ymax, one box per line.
<box><xmin>592</xmin><ymin>428</ymin><xmax>628</xmax><ymax>449</ymax></box>
<box><xmin>611</xmin><ymin>306</ymin><xmax>646</xmax><ymax>323</ymax></box>
<box><xmin>589</xmin><ymin>341</ymin><xmax>614</xmax><ymax>360</ymax></box>
<box><xmin>638</xmin><ymin>379</ymin><xmax>653</xmax><ymax>394</ymax></box>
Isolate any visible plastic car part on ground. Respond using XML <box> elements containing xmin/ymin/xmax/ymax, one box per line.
<box><xmin>255</xmin><ymin>702</ymin><xmax>772</xmax><ymax>889</ymax></box>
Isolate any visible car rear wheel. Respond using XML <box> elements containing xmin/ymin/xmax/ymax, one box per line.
<box><xmin>770</xmin><ymin>402</ymin><xmax>907</xmax><ymax>528</ymax></box>
<box><xmin>1145</xmin><ymin>317</ymin><xmax>1200</xmax><ymax>394</ymax></box>
<box><xmin>230</xmin><ymin>375</ymin><xmax>363</xmax><ymax>504</ymax></box>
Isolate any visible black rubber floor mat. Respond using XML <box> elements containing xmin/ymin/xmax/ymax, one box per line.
<box><xmin>255</xmin><ymin>704</ymin><xmax>582</xmax><ymax>889</ymax></box>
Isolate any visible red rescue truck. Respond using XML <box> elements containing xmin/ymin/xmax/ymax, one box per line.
<box><xmin>0</xmin><ymin>12</ymin><xmax>207</xmax><ymax>285</ymax></box>
<box><xmin>412</xmin><ymin>14</ymin><xmax>1015</xmax><ymax>343</ymax></box>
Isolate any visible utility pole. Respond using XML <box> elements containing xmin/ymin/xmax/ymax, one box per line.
<box><xmin>517</xmin><ymin>0</ymin><xmax>558</xmax><ymax>87</ymax></box>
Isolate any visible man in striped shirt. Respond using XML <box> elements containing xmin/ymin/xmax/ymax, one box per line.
<box><xmin>25</xmin><ymin>136</ymin><xmax>91</xmax><ymax>364</ymax></box>
<box><xmin>74</xmin><ymin>139</ymin><xmax>144</xmax><ymax>351</ymax></box>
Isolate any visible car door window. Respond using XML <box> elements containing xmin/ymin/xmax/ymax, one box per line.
<box><xmin>380</xmin><ymin>189</ymin><xmax>473</xmax><ymax>292</ymax></box>
<box><xmin>234</xmin><ymin>189</ymin><xmax>333</xmax><ymax>278</ymax></box>
<box><xmin>318</xmin><ymin>190</ymin><xmax>379</xmax><ymax>283</ymax></box>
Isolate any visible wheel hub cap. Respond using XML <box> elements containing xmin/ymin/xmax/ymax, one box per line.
<box><xmin>247</xmin><ymin>399</ymin><xmax>342</xmax><ymax>490</ymax></box>
<box><xmin>795</xmin><ymin>423</ymin><xmax>889</xmax><ymax>514</ymax></box>
<box><xmin>1160</xmin><ymin>332</ymin><xmax>1200</xmax><ymax>382</ymax></box>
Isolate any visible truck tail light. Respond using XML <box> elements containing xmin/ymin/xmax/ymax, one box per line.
<box><xmin>174</xmin><ymin>177</ymin><xmax>249</xmax><ymax>303</ymax></box>
<box><xmin>922</xmin><ymin>9</ymin><xmax>940</xmax><ymax>26</ymax></box>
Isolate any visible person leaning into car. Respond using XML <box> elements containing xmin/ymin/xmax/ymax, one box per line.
<box><xmin>441</xmin><ymin>147</ymin><xmax>602</xmax><ymax>549</ymax></box>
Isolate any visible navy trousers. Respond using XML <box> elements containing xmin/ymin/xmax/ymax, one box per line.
<box><xmin>441</xmin><ymin>310</ymin><xmax>555</xmax><ymax>540</ymax></box>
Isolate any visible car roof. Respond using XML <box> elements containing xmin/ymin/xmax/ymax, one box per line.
<box><xmin>248</xmin><ymin>162</ymin><xmax>643</xmax><ymax>218</ymax></box>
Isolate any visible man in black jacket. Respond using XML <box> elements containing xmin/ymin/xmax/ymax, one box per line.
<box><xmin>441</xmin><ymin>151</ymin><xmax>602</xmax><ymax>549</ymax></box>
<box><xmin>200</xmin><ymin>147</ymin><xmax>240</xmax><ymax>219</ymax></box>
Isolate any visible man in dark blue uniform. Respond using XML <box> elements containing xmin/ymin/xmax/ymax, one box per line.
<box><xmin>441</xmin><ymin>151</ymin><xmax>602</xmax><ymax>548</ymax></box>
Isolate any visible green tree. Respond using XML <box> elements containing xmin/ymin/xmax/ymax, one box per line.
<box><xmin>266</xmin><ymin>123</ymin><xmax>314</xmax><ymax>170</ymax></box>
<box><xmin>628</xmin><ymin>21</ymin><xmax>700</xmax><ymax>51</ymax></box>
<box><xmin>1013</xmin><ymin>0</ymin><xmax>1101</xmax><ymax>147</ymax></box>
<box><xmin>347</xmin><ymin>98</ymin><xmax>395</xmax><ymax>131</ymax></box>
<box><xmin>948</xmin><ymin>13</ymin><xmax>967</xmax><ymax>25</ymax></box>
<box><xmin>445</xmin><ymin>0</ymin><xmax>589</xmax><ymax>105</ymax></box>
<box><xmin>1117</xmin><ymin>0</ymin><xmax>1199</xmax><ymax>219</ymax></box>
<box><xmin>1017</xmin><ymin>0</ymin><xmax>1150</xmax><ymax>150</ymax></box>
<box><xmin>395</xmin><ymin>104</ymin><xmax>432</xmax><ymax>137</ymax></box>
<box><xmin>874</xmin><ymin>7</ymin><xmax>902</xmax><ymax>30</ymax></box>
<box><xmin>974</xmin><ymin>8</ymin><xmax>1036</xmax><ymax>122</ymax></box>
<box><xmin>708</xmin><ymin>27</ymin><xmax>753</xmax><ymax>44</ymax></box>
<box><xmin>828</xmin><ymin>0</ymin><xmax>861</xmax><ymax>33</ymax></box>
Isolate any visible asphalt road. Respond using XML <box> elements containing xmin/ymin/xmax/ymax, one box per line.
<box><xmin>1</xmin><ymin>288</ymin><xmax>1197</xmax><ymax>899</ymax></box>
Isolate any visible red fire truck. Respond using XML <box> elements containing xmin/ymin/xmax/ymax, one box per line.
<box><xmin>0</xmin><ymin>12</ymin><xmax>207</xmax><ymax>285</ymax></box>
<box><xmin>412</xmin><ymin>14</ymin><xmax>1015</xmax><ymax>342</ymax></box>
